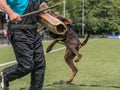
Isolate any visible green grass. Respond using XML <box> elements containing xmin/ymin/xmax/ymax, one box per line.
<box><xmin>0</xmin><ymin>38</ymin><xmax>120</xmax><ymax>90</ymax></box>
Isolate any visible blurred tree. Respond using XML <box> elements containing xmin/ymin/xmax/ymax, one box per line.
<box><xmin>45</xmin><ymin>0</ymin><xmax>120</xmax><ymax>35</ymax></box>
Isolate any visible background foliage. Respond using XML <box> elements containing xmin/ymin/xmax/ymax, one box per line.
<box><xmin>48</xmin><ymin>0</ymin><xmax>120</xmax><ymax>35</ymax></box>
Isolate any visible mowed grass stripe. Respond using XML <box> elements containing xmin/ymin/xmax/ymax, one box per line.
<box><xmin>0</xmin><ymin>39</ymin><xmax>120</xmax><ymax>90</ymax></box>
<box><xmin>0</xmin><ymin>39</ymin><xmax>97</xmax><ymax>67</ymax></box>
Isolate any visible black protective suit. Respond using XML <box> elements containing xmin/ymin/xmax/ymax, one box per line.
<box><xmin>2</xmin><ymin>0</ymin><xmax>46</xmax><ymax>90</ymax></box>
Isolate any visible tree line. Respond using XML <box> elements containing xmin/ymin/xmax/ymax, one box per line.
<box><xmin>48</xmin><ymin>0</ymin><xmax>120</xmax><ymax>35</ymax></box>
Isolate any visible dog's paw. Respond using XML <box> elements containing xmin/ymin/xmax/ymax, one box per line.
<box><xmin>66</xmin><ymin>79</ymin><xmax>72</xmax><ymax>84</ymax></box>
<box><xmin>46</xmin><ymin>47</ymin><xmax>53</xmax><ymax>53</ymax></box>
<box><xmin>46</xmin><ymin>48</ymin><xmax>51</xmax><ymax>53</ymax></box>
<box><xmin>74</xmin><ymin>58</ymin><xmax>82</xmax><ymax>62</ymax></box>
<box><xmin>46</xmin><ymin>50</ymin><xmax>49</xmax><ymax>53</ymax></box>
<box><xmin>74</xmin><ymin>58</ymin><xmax>81</xmax><ymax>62</ymax></box>
<box><xmin>74</xmin><ymin>55</ymin><xmax>83</xmax><ymax>62</ymax></box>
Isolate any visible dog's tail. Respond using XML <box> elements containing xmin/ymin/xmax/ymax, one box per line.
<box><xmin>78</xmin><ymin>24</ymin><xmax>92</xmax><ymax>49</ymax></box>
<box><xmin>81</xmin><ymin>32</ymin><xmax>90</xmax><ymax>47</ymax></box>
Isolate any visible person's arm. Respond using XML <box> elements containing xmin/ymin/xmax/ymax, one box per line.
<box><xmin>0</xmin><ymin>0</ymin><xmax>21</xmax><ymax>22</ymax></box>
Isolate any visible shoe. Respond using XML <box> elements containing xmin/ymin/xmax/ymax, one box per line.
<box><xmin>0</xmin><ymin>72</ymin><xmax>9</xmax><ymax>90</ymax></box>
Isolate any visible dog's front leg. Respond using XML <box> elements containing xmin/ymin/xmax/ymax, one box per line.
<box><xmin>37</xmin><ymin>26</ymin><xmax>46</xmax><ymax>32</ymax></box>
<box><xmin>46</xmin><ymin>40</ymin><xmax>59</xmax><ymax>53</ymax></box>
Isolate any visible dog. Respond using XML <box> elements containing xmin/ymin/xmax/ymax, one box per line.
<box><xmin>38</xmin><ymin>12</ymin><xmax>90</xmax><ymax>83</ymax></box>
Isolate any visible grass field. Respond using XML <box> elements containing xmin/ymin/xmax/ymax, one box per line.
<box><xmin>0</xmin><ymin>38</ymin><xmax>120</xmax><ymax>90</ymax></box>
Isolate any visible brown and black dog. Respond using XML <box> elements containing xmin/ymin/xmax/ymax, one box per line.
<box><xmin>38</xmin><ymin>12</ymin><xmax>90</xmax><ymax>83</ymax></box>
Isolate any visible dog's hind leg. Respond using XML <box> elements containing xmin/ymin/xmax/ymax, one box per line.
<box><xmin>64</xmin><ymin>49</ymin><xmax>78</xmax><ymax>83</ymax></box>
<box><xmin>66</xmin><ymin>61</ymin><xmax>78</xmax><ymax>83</ymax></box>
<box><xmin>69</xmin><ymin>46</ymin><xmax>82</xmax><ymax>62</ymax></box>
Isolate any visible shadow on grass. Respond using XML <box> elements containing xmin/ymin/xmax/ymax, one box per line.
<box><xmin>43</xmin><ymin>80</ymin><xmax>120</xmax><ymax>90</ymax></box>
<box><xmin>18</xmin><ymin>80</ymin><xmax>120</xmax><ymax>90</ymax></box>
<box><xmin>19</xmin><ymin>88</ymin><xmax>27</xmax><ymax>90</ymax></box>
<box><xmin>19</xmin><ymin>87</ymin><xmax>28</xmax><ymax>90</ymax></box>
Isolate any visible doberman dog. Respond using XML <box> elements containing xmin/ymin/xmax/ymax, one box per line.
<box><xmin>38</xmin><ymin>12</ymin><xmax>90</xmax><ymax>83</ymax></box>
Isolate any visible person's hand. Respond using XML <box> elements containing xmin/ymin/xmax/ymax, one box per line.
<box><xmin>9</xmin><ymin>12</ymin><xmax>22</xmax><ymax>22</ymax></box>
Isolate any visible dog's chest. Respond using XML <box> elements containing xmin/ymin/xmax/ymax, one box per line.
<box><xmin>65</xmin><ymin>31</ymin><xmax>80</xmax><ymax>45</ymax></box>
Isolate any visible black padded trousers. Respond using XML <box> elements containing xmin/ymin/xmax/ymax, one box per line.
<box><xmin>2</xmin><ymin>26</ymin><xmax>46</xmax><ymax>90</ymax></box>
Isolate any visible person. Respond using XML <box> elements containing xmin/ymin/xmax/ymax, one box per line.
<box><xmin>0</xmin><ymin>0</ymin><xmax>47</xmax><ymax>90</ymax></box>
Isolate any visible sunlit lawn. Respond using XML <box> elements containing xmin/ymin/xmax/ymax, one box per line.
<box><xmin>0</xmin><ymin>38</ymin><xmax>120</xmax><ymax>90</ymax></box>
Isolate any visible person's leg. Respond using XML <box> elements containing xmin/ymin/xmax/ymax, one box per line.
<box><xmin>0</xmin><ymin>28</ymin><xmax>35</xmax><ymax>88</ymax></box>
<box><xmin>29</xmin><ymin>33</ymin><xmax>46</xmax><ymax>90</ymax></box>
